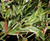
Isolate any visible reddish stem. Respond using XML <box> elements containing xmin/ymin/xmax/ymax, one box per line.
<box><xmin>5</xmin><ymin>21</ymin><xmax>7</xmax><ymax>35</ymax></box>
<box><xmin>3</xmin><ymin>21</ymin><xmax>7</xmax><ymax>35</ymax></box>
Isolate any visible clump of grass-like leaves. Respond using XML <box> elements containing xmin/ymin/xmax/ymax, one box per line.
<box><xmin>0</xmin><ymin>0</ymin><xmax>50</xmax><ymax>41</ymax></box>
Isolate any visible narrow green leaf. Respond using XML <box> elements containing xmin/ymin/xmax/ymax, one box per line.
<box><xmin>5</xmin><ymin>9</ymin><xmax>11</xmax><ymax>19</ymax></box>
<box><xmin>4</xmin><ymin>1</ymin><xmax>13</xmax><ymax>6</ymax></box>
<box><xmin>12</xmin><ymin>5</ymin><xmax>16</xmax><ymax>12</ymax></box>
<box><xmin>29</xmin><ymin>7</ymin><xmax>42</xmax><ymax>22</ymax></box>
<box><xmin>21</xmin><ymin>26</ymin><xmax>45</xmax><ymax>40</ymax></box>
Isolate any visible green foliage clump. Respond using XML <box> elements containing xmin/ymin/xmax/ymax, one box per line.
<box><xmin>0</xmin><ymin>0</ymin><xmax>50</xmax><ymax>41</ymax></box>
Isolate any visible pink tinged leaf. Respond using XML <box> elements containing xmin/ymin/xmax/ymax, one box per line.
<box><xmin>43</xmin><ymin>28</ymin><xmax>47</xmax><ymax>34</ymax></box>
<box><xmin>43</xmin><ymin>21</ymin><xmax>48</xmax><ymax>34</ymax></box>
<box><xmin>5</xmin><ymin>0</ymin><xmax>8</xmax><ymax>2</ymax></box>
